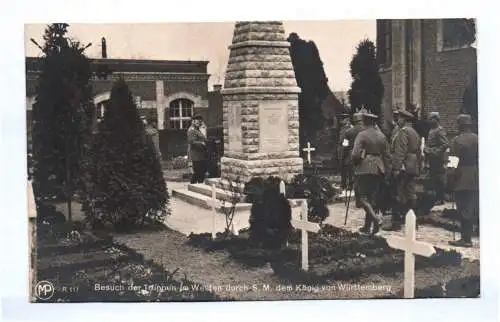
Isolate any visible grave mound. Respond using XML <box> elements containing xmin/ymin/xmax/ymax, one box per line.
<box><xmin>187</xmin><ymin>224</ymin><xmax>479</xmax><ymax>298</ymax></box>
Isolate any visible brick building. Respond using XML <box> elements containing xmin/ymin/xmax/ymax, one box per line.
<box><xmin>376</xmin><ymin>19</ymin><xmax>477</xmax><ymax>135</ymax></box>
<box><xmin>25</xmin><ymin>57</ymin><xmax>223</xmax><ymax>157</ymax></box>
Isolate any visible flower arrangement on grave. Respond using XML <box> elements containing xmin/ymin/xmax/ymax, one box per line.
<box><xmin>287</xmin><ymin>174</ymin><xmax>339</xmax><ymax>223</ymax></box>
<box><xmin>167</xmin><ymin>155</ymin><xmax>189</xmax><ymax>169</ymax></box>
<box><xmin>244</xmin><ymin>176</ymin><xmax>292</xmax><ymax>249</ymax></box>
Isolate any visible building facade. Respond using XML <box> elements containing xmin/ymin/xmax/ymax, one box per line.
<box><xmin>25</xmin><ymin>57</ymin><xmax>223</xmax><ymax>129</ymax></box>
<box><xmin>25</xmin><ymin>57</ymin><xmax>223</xmax><ymax>158</ymax></box>
<box><xmin>376</xmin><ymin>19</ymin><xmax>477</xmax><ymax>135</ymax></box>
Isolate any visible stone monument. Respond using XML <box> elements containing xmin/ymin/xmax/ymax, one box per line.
<box><xmin>220</xmin><ymin>21</ymin><xmax>303</xmax><ymax>183</ymax></box>
<box><xmin>172</xmin><ymin>21</ymin><xmax>305</xmax><ymax>212</ymax></box>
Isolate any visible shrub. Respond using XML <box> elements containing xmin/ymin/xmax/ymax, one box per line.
<box><xmin>82</xmin><ymin>79</ymin><xmax>169</xmax><ymax>231</ymax></box>
<box><xmin>244</xmin><ymin>176</ymin><xmax>292</xmax><ymax>249</ymax></box>
<box><xmin>288</xmin><ymin>174</ymin><xmax>338</xmax><ymax>223</ymax></box>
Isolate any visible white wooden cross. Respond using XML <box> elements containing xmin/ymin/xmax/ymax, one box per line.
<box><xmin>302</xmin><ymin>142</ymin><xmax>316</xmax><ymax>164</ymax></box>
<box><xmin>279</xmin><ymin>180</ymin><xmax>286</xmax><ymax>196</ymax></box>
<box><xmin>210</xmin><ymin>184</ymin><xmax>217</xmax><ymax>239</ymax></box>
<box><xmin>386</xmin><ymin>210</ymin><xmax>436</xmax><ymax>298</ymax></box>
<box><xmin>290</xmin><ymin>201</ymin><xmax>320</xmax><ymax>271</ymax></box>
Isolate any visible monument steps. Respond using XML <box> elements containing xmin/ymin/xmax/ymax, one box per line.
<box><xmin>187</xmin><ymin>183</ymin><xmax>240</xmax><ymax>203</ymax></box>
<box><xmin>205</xmin><ymin>177</ymin><xmax>245</xmax><ymax>192</ymax></box>
<box><xmin>172</xmin><ymin>187</ymin><xmax>252</xmax><ymax>212</ymax></box>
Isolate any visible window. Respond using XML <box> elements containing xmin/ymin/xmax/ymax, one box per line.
<box><xmin>97</xmin><ymin>100</ymin><xmax>109</xmax><ymax>118</ymax></box>
<box><xmin>168</xmin><ymin>98</ymin><xmax>194</xmax><ymax>129</ymax></box>
<box><xmin>377</xmin><ymin>20</ymin><xmax>392</xmax><ymax>67</ymax></box>
<box><xmin>438</xmin><ymin>19</ymin><xmax>476</xmax><ymax>51</ymax></box>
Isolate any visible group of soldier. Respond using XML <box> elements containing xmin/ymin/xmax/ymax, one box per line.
<box><xmin>338</xmin><ymin>108</ymin><xmax>478</xmax><ymax>248</ymax></box>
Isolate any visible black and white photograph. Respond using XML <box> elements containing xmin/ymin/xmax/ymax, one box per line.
<box><xmin>23</xmin><ymin>19</ymin><xmax>481</xmax><ymax>303</ymax></box>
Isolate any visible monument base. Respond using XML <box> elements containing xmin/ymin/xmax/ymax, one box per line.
<box><xmin>171</xmin><ymin>178</ymin><xmax>305</xmax><ymax>212</ymax></box>
<box><xmin>220</xmin><ymin>156</ymin><xmax>303</xmax><ymax>183</ymax></box>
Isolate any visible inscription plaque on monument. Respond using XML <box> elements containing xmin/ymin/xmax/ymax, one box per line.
<box><xmin>228</xmin><ymin>105</ymin><xmax>242</xmax><ymax>151</ymax></box>
<box><xmin>259</xmin><ymin>101</ymin><xmax>288</xmax><ymax>153</ymax></box>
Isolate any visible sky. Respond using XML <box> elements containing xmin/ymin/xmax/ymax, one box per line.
<box><xmin>24</xmin><ymin>21</ymin><xmax>375</xmax><ymax>92</ymax></box>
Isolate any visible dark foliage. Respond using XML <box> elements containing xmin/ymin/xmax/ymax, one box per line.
<box><xmin>32</xmin><ymin>23</ymin><xmax>94</xmax><ymax>200</ymax></box>
<box><xmin>348</xmin><ymin>39</ymin><xmax>384</xmax><ymax>120</ymax></box>
<box><xmin>287</xmin><ymin>174</ymin><xmax>339</xmax><ymax>223</ymax></box>
<box><xmin>82</xmin><ymin>79</ymin><xmax>169</xmax><ymax>230</ymax></box>
<box><xmin>287</xmin><ymin>33</ymin><xmax>330</xmax><ymax>146</ymax></box>
<box><xmin>244</xmin><ymin>176</ymin><xmax>292</xmax><ymax>249</ymax></box>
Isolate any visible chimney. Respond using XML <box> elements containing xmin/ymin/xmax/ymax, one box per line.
<box><xmin>101</xmin><ymin>37</ymin><xmax>107</xmax><ymax>59</ymax></box>
<box><xmin>213</xmin><ymin>84</ymin><xmax>222</xmax><ymax>92</ymax></box>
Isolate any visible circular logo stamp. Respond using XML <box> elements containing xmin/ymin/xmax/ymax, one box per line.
<box><xmin>34</xmin><ymin>280</ymin><xmax>55</xmax><ymax>300</ymax></box>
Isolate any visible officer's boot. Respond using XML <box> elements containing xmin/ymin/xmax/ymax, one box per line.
<box><xmin>384</xmin><ymin>206</ymin><xmax>402</xmax><ymax>231</ymax></box>
<box><xmin>358</xmin><ymin>211</ymin><xmax>371</xmax><ymax>234</ymax></box>
<box><xmin>449</xmin><ymin>218</ymin><xmax>473</xmax><ymax>247</ymax></box>
<box><xmin>371</xmin><ymin>210</ymin><xmax>382</xmax><ymax>235</ymax></box>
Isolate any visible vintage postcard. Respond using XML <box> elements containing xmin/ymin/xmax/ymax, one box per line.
<box><xmin>26</xmin><ymin>20</ymin><xmax>479</xmax><ymax>302</ymax></box>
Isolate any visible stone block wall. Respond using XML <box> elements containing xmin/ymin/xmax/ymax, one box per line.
<box><xmin>221</xmin><ymin>92</ymin><xmax>303</xmax><ymax>182</ymax></box>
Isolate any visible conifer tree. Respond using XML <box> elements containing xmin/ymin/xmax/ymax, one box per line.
<box><xmin>31</xmin><ymin>23</ymin><xmax>94</xmax><ymax>221</ymax></box>
<box><xmin>348</xmin><ymin>39</ymin><xmax>384</xmax><ymax>119</ymax></box>
<box><xmin>288</xmin><ymin>33</ymin><xmax>330</xmax><ymax>146</ymax></box>
<box><xmin>83</xmin><ymin>78</ymin><xmax>168</xmax><ymax>230</ymax></box>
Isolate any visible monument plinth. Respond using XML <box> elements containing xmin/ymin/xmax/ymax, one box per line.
<box><xmin>221</xmin><ymin>21</ymin><xmax>303</xmax><ymax>183</ymax></box>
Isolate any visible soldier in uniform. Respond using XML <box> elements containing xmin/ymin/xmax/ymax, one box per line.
<box><xmin>338</xmin><ymin>113</ymin><xmax>353</xmax><ymax>189</ymax></box>
<box><xmin>142</xmin><ymin>117</ymin><xmax>162</xmax><ymax>160</ymax></box>
<box><xmin>343</xmin><ymin>112</ymin><xmax>365</xmax><ymax>207</ymax></box>
<box><xmin>351</xmin><ymin>111</ymin><xmax>391</xmax><ymax>235</ymax></box>
<box><xmin>448</xmin><ymin>114</ymin><xmax>478</xmax><ymax>248</ymax></box>
<box><xmin>424</xmin><ymin>112</ymin><xmax>450</xmax><ymax>204</ymax></box>
<box><xmin>385</xmin><ymin>108</ymin><xmax>421</xmax><ymax>231</ymax></box>
<box><xmin>187</xmin><ymin>115</ymin><xmax>208</xmax><ymax>184</ymax></box>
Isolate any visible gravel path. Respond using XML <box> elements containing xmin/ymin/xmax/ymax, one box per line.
<box><xmin>164</xmin><ymin>181</ymin><xmax>479</xmax><ymax>261</ymax></box>
<box><xmin>325</xmin><ymin>203</ymin><xmax>480</xmax><ymax>261</ymax></box>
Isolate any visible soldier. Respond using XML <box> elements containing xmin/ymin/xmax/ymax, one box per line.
<box><xmin>351</xmin><ymin>111</ymin><xmax>390</xmax><ymax>235</ymax></box>
<box><xmin>338</xmin><ymin>113</ymin><xmax>353</xmax><ymax>189</ymax></box>
<box><xmin>142</xmin><ymin>116</ymin><xmax>162</xmax><ymax>159</ymax></box>
<box><xmin>187</xmin><ymin>115</ymin><xmax>208</xmax><ymax>184</ymax></box>
<box><xmin>424</xmin><ymin>112</ymin><xmax>450</xmax><ymax>204</ymax></box>
<box><xmin>385</xmin><ymin>108</ymin><xmax>421</xmax><ymax>231</ymax></box>
<box><xmin>343</xmin><ymin>112</ymin><xmax>365</xmax><ymax>207</ymax></box>
<box><xmin>448</xmin><ymin>114</ymin><xmax>478</xmax><ymax>248</ymax></box>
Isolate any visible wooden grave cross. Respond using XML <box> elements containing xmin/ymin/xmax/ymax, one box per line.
<box><xmin>386</xmin><ymin>210</ymin><xmax>436</xmax><ymax>298</ymax></box>
<box><xmin>209</xmin><ymin>183</ymin><xmax>218</xmax><ymax>239</ymax></box>
<box><xmin>279</xmin><ymin>180</ymin><xmax>286</xmax><ymax>196</ymax></box>
<box><xmin>302</xmin><ymin>141</ymin><xmax>316</xmax><ymax>165</ymax></box>
<box><xmin>290</xmin><ymin>200</ymin><xmax>321</xmax><ymax>271</ymax></box>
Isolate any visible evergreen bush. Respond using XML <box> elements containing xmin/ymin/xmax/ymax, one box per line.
<box><xmin>82</xmin><ymin>78</ymin><xmax>169</xmax><ymax>230</ymax></box>
<box><xmin>348</xmin><ymin>39</ymin><xmax>384</xmax><ymax>121</ymax></box>
<box><xmin>244</xmin><ymin>177</ymin><xmax>292</xmax><ymax>249</ymax></box>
